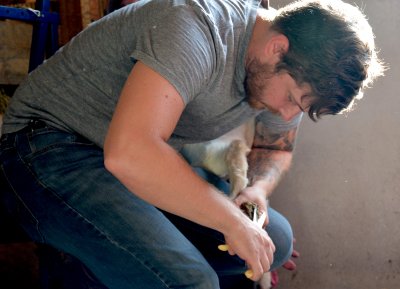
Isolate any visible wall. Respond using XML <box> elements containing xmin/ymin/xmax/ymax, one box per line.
<box><xmin>268</xmin><ymin>1</ymin><xmax>400</xmax><ymax>288</ymax></box>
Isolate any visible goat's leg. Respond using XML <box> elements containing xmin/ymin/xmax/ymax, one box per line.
<box><xmin>225</xmin><ymin>139</ymin><xmax>251</xmax><ymax>198</ymax></box>
<box><xmin>258</xmin><ymin>272</ymin><xmax>272</xmax><ymax>289</ymax></box>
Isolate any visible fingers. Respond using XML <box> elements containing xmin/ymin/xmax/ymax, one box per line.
<box><xmin>233</xmin><ymin>188</ymin><xmax>268</xmax><ymax>214</ymax></box>
<box><xmin>220</xmin><ymin>208</ymin><xmax>275</xmax><ymax>282</ymax></box>
<box><xmin>227</xmin><ymin>246</ymin><xmax>236</xmax><ymax>256</ymax></box>
<box><xmin>247</xmin><ymin>231</ymin><xmax>275</xmax><ymax>280</ymax></box>
<box><xmin>234</xmin><ymin>194</ymin><xmax>269</xmax><ymax>229</ymax></box>
<box><xmin>219</xmin><ymin>236</ymin><xmax>275</xmax><ymax>281</ymax></box>
<box><xmin>218</xmin><ymin>246</ymin><xmax>274</xmax><ymax>281</ymax></box>
<box><xmin>246</xmin><ymin>252</ymin><xmax>272</xmax><ymax>281</ymax></box>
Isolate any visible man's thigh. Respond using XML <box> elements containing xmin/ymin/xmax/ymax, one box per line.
<box><xmin>0</xmin><ymin>125</ymin><xmax>219</xmax><ymax>289</ymax></box>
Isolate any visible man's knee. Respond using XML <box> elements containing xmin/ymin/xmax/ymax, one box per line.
<box><xmin>191</xmin><ymin>265</ymin><xmax>219</xmax><ymax>289</ymax></box>
<box><xmin>267</xmin><ymin>208</ymin><xmax>293</xmax><ymax>270</ymax></box>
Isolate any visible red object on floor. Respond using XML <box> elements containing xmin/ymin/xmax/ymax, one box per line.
<box><xmin>271</xmin><ymin>271</ymin><xmax>279</xmax><ymax>288</ymax></box>
<box><xmin>270</xmin><ymin>243</ymin><xmax>300</xmax><ymax>288</ymax></box>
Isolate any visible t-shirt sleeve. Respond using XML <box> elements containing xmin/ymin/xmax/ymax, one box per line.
<box><xmin>256</xmin><ymin>110</ymin><xmax>303</xmax><ymax>133</ymax></box>
<box><xmin>130</xmin><ymin>5</ymin><xmax>216</xmax><ymax>104</ymax></box>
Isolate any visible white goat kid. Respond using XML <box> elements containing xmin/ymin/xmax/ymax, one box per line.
<box><xmin>181</xmin><ymin>117</ymin><xmax>272</xmax><ymax>289</ymax></box>
<box><xmin>181</xmin><ymin>118</ymin><xmax>255</xmax><ymax>198</ymax></box>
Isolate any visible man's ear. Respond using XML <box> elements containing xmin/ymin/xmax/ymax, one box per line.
<box><xmin>264</xmin><ymin>34</ymin><xmax>289</xmax><ymax>64</ymax></box>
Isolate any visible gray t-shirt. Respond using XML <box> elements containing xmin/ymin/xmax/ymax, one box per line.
<box><xmin>2</xmin><ymin>0</ymin><xmax>301</xmax><ymax>150</ymax></box>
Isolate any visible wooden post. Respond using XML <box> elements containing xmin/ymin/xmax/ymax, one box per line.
<box><xmin>58</xmin><ymin>0</ymin><xmax>82</xmax><ymax>46</ymax></box>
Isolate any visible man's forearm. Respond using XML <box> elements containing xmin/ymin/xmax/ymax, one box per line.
<box><xmin>247</xmin><ymin>148</ymin><xmax>293</xmax><ymax>198</ymax></box>
<box><xmin>247</xmin><ymin>117</ymin><xmax>299</xmax><ymax>198</ymax></box>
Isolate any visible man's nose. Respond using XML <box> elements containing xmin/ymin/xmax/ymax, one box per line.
<box><xmin>279</xmin><ymin>105</ymin><xmax>302</xmax><ymax>122</ymax></box>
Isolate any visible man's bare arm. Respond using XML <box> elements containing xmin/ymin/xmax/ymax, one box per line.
<box><xmin>247</xmin><ymin>119</ymin><xmax>299</xmax><ymax>198</ymax></box>
<box><xmin>104</xmin><ymin>62</ymin><xmax>274</xmax><ymax>279</ymax></box>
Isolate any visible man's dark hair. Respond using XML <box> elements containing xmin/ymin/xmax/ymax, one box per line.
<box><xmin>270</xmin><ymin>0</ymin><xmax>385</xmax><ymax>121</ymax></box>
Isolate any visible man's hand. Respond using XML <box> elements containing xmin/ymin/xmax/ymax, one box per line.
<box><xmin>223</xmin><ymin>213</ymin><xmax>275</xmax><ymax>281</ymax></box>
<box><xmin>233</xmin><ymin>185</ymin><xmax>269</xmax><ymax>228</ymax></box>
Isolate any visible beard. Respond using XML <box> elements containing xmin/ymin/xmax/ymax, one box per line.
<box><xmin>244</xmin><ymin>58</ymin><xmax>275</xmax><ymax>109</ymax></box>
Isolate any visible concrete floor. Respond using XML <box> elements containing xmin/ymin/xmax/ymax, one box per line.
<box><xmin>268</xmin><ymin>0</ymin><xmax>400</xmax><ymax>288</ymax></box>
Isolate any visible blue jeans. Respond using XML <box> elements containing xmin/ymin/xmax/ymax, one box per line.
<box><xmin>0</xmin><ymin>120</ymin><xmax>293</xmax><ymax>289</ymax></box>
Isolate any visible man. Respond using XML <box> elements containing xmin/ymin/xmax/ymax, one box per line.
<box><xmin>0</xmin><ymin>0</ymin><xmax>383</xmax><ymax>288</ymax></box>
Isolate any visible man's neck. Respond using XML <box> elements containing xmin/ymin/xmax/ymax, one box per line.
<box><xmin>245</xmin><ymin>9</ymin><xmax>276</xmax><ymax>69</ymax></box>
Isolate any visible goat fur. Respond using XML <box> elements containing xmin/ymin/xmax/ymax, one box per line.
<box><xmin>181</xmin><ymin>117</ymin><xmax>255</xmax><ymax>198</ymax></box>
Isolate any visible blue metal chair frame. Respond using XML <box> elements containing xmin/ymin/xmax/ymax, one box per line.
<box><xmin>0</xmin><ymin>0</ymin><xmax>60</xmax><ymax>72</ymax></box>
